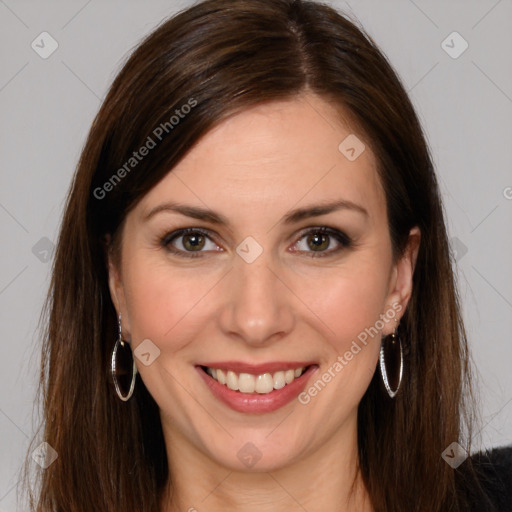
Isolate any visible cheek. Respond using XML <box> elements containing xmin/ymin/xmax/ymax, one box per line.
<box><xmin>122</xmin><ymin>253</ymin><xmax>225</xmax><ymax>354</ymax></box>
<box><xmin>289</xmin><ymin>264</ymin><xmax>389</xmax><ymax>431</ymax></box>
<box><xmin>292</xmin><ymin>257</ymin><xmax>392</xmax><ymax>351</ymax></box>
<box><xmin>122</xmin><ymin>256</ymin><xmax>190</xmax><ymax>345</ymax></box>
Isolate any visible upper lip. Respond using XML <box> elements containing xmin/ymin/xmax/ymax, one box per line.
<box><xmin>197</xmin><ymin>361</ymin><xmax>317</xmax><ymax>374</ymax></box>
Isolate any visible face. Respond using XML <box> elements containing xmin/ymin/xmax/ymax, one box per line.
<box><xmin>108</xmin><ymin>93</ymin><xmax>420</xmax><ymax>474</ymax></box>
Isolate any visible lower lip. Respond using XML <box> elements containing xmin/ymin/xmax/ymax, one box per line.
<box><xmin>196</xmin><ymin>365</ymin><xmax>318</xmax><ymax>414</ymax></box>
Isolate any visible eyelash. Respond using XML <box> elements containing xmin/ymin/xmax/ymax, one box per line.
<box><xmin>159</xmin><ymin>226</ymin><xmax>353</xmax><ymax>259</ymax></box>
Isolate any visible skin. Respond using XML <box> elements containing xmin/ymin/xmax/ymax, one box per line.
<box><xmin>107</xmin><ymin>93</ymin><xmax>420</xmax><ymax>512</ymax></box>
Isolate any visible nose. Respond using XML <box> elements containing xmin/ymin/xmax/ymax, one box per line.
<box><xmin>217</xmin><ymin>250</ymin><xmax>295</xmax><ymax>347</ymax></box>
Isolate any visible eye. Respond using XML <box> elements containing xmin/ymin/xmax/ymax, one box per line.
<box><xmin>160</xmin><ymin>226</ymin><xmax>352</xmax><ymax>259</ymax></box>
<box><xmin>161</xmin><ymin>228</ymin><xmax>221</xmax><ymax>258</ymax></box>
<box><xmin>291</xmin><ymin>227</ymin><xmax>352</xmax><ymax>257</ymax></box>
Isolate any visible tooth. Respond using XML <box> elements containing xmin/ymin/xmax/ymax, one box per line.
<box><xmin>238</xmin><ymin>373</ymin><xmax>256</xmax><ymax>393</ymax></box>
<box><xmin>255</xmin><ymin>373</ymin><xmax>274</xmax><ymax>393</ymax></box>
<box><xmin>285</xmin><ymin>369</ymin><xmax>295</xmax><ymax>384</ymax></box>
<box><xmin>209</xmin><ymin>367</ymin><xmax>308</xmax><ymax>393</ymax></box>
<box><xmin>226</xmin><ymin>370</ymin><xmax>239</xmax><ymax>391</ymax></box>
<box><xmin>216</xmin><ymin>368</ymin><xmax>226</xmax><ymax>385</ymax></box>
<box><xmin>273</xmin><ymin>371</ymin><xmax>286</xmax><ymax>389</ymax></box>
<box><xmin>294</xmin><ymin>367</ymin><xmax>304</xmax><ymax>378</ymax></box>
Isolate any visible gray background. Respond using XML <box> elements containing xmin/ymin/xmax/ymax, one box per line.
<box><xmin>1</xmin><ymin>0</ymin><xmax>511</xmax><ymax>510</ymax></box>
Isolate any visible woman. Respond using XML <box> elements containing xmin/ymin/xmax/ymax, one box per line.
<box><xmin>21</xmin><ymin>0</ymin><xmax>511</xmax><ymax>511</ymax></box>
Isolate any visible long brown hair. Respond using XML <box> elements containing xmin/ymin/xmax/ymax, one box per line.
<box><xmin>20</xmin><ymin>0</ymin><xmax>494</xmax><ymax>510</ymax></box>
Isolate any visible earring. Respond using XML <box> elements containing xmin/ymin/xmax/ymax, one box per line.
<box><xmin>379</xmin><ymin>318</ymin><xmax>403</xmax><ymax>398</ymax></box>
<box><xmin>111</xmin><ymin>314</ymin><xmax>137</xmax><ymax>402</ymax></box>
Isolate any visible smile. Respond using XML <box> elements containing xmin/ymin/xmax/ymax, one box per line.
<box><xmin>196</xmin><ymin>362</ymin><xmax>319</xmax><ymax>413</ymax></box>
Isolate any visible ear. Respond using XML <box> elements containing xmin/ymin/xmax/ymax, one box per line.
<box><xmin>105</xmin><ymin>234</ymin><xmax>131</xmax><ymax>338</ymax></box>
<box><xmin>382</xmin><ymin>226</ymin><xmax>421</xmax><ymax>336</ymax></box>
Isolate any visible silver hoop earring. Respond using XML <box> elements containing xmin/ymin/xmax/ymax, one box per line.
<box><xmin>111</xmin><ymin>314</ymin><xmax>137</xmax><ymax>402</ymax></box>
<box><xmin>379</xmin><ymin>319</ymin><xmax>403</xmax><ymax>399</ymax></box>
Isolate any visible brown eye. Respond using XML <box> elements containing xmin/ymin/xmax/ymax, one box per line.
<box><xmin>306</xmin><ymin>232</ymin><xmax>330</xmax><ymax>251</ymax></box>
<box><xmin>182</xmin><ymin>233</ymin><xmax>206</xmax><ymax>251</ymax></box>
<box><xmin>293</xmin><ymin>227</ymin><xmax>352</xmax><ymax>258</ymax></box>
<box><xmin>161</xmin><ymin>228</ymin><xmax>221</xmax><ymax>258</ymax></box>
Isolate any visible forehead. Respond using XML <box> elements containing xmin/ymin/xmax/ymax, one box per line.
<box><xmin>136</xmin><ymin>94</ymin><xmax>385</xmax><ymax>224</ymax></box>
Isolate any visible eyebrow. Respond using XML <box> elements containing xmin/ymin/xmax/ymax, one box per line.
<box><xmin>142</xmin><ymin>199</ymin><xmax>368</xmax><ymax>225</ymax></box>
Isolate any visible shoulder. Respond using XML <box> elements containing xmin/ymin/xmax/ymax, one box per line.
<box><xmin>469</xmin><ymin>444</ymin><xmax>512</xmax><ymax>511</ymax></box>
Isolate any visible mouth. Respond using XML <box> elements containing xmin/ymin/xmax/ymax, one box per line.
<box><xmin>195</xmin><ymin>362</ymin><xmax>319</xmax><ymax>413</ymax></box>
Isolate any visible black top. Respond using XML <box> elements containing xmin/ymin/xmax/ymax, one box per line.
<box><xmin>469</xmin><ymin>444</ymin><xmax>512</xmax><ymax>511</ymax></box>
